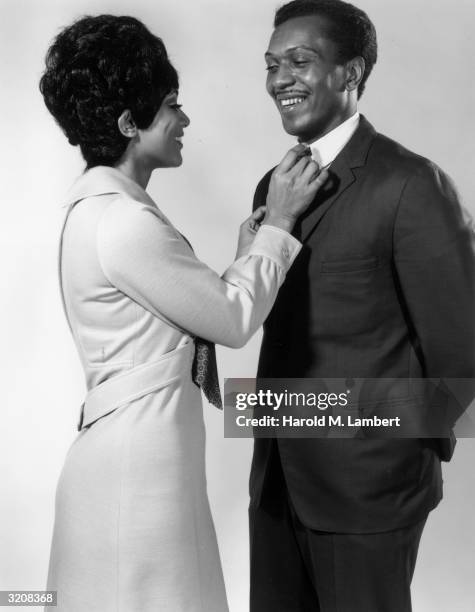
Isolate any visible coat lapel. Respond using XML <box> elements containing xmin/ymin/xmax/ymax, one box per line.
<box><xmin>299</xmin><ymin>115</ymin><xmax>377</xmax><ymax>243</ymax></box>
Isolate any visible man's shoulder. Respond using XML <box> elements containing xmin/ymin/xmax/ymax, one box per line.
<box><xmin>369</xmin><ymin>130</ymin><xmax>461</xmax><ymax>216</ymax></box>
<box><xmin>370</xmin><ymin>129</ymin><xmax>447</xmax><ymax>182</ymax></box>
<box><xmin>253</xmin><ymin>123</ymin><xmax>452</xmax><ymax>207</ymax></box>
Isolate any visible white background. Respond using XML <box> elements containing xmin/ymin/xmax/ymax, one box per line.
<box><xmin>1</xmin><ymin>0</ymin><xmax>474</xmax><ymax>610</ymax></box>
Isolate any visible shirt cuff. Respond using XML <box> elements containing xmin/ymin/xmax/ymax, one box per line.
<box><xmin>245</xmin><ymin>224</ymin><xmax>302</xmax><ymax>271</ymax></box>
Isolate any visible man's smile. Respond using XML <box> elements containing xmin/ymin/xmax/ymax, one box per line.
<box><xmin>276</xmin><ymin>92</ymin><xmax>309</xmax><ymax>112</ymax></box>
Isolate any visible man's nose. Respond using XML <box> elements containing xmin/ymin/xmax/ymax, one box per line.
<box><xmin>269</xmin><ymin>63</ymin><xmax>296</xmax><ymax>90</ymax></box>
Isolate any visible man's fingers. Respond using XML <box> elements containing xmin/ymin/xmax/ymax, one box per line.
<box><xmin>277</xmin><ymin>144</ymin><xmax>311</xmax><ymax>173</ymax></box>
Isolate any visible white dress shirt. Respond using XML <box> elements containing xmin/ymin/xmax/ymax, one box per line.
<box><xmin>306</xmin><ymin>112</ymin><xmax>360</xmax><ymax>168</ymax></box>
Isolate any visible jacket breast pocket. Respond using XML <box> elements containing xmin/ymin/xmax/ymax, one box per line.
<box><xmin>321</xmin><ymin>256</ymin><xmax>379</xmax><ymax>274</ymax></box>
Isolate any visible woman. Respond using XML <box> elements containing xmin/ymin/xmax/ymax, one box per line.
<box><xmin>40</xmin><ymin>15</ymin><xmax>326</xmax><ymax>612</ymax></box>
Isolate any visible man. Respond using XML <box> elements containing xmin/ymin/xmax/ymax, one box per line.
<box><xmin>249</xmin><ymin>1</ymin><xmax>475</xmax><ymax>611</ymax></box>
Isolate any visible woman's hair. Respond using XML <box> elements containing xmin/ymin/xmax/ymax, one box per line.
<box><xmin>39</xmin><ymin>15</ymin><xmax>179</xmax><ymax>167</ymax></box>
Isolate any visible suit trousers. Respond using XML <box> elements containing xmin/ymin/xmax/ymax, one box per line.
<box><xmin>249</xmin><ymin>443</ymin><xmax>426</xmax><ymax>612</ymax></box>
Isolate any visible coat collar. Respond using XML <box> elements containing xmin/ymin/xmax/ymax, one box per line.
<box><xmin>299</xmin><ymin>115</ymin><xmax>377</xmax><ymax>242</ymax></box>
<box><xmin>332</xmin><ymin>114</ymin><xmax>376</xmax><ymax>171</ymax></box>
<box><xmin>61</xmin><ymin>166</ymin><xmax>158</xmax><ymax>210</ymax></box>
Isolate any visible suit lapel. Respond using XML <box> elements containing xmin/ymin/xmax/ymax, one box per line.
<box><xmin>299</xmin><ymin>115</ymin><xmax>377</xmax><ymax>243</ymax></box>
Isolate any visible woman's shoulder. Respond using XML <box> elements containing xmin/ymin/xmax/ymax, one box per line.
<box><xmin>98</xmin><ymin>193</ymin><xmax>170</xmax><ymax>232</ymax></box>
<box><xmin>96</xmin><ymin>193</ymin><xmax>181</xmax><ymax>257</ymax></box>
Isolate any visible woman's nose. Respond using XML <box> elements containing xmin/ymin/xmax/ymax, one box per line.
<box><xmin>180</xmin><ymin>109</ymin><xmax>190</xmax><ymax>128</ymax></box>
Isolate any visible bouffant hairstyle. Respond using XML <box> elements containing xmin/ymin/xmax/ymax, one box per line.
<box><xmin>40</xmin><ymin>15</ymin><xmax>179</xmax><ymax>167</ymax></box>
<box><xmin>274</xmin><ymin>0</ymin><xmax>377</xmax><ymax>98</ymax></box>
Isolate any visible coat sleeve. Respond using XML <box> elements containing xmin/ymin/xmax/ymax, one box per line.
<box><xmin>393</xmin><ymin>160</ymin><xmax>475</xmax><ymax>426</ymax></box>
<box><xmin>96</xmin><ymin>198</ymin><xmax>301</xmax><ymax>349</ymax></box>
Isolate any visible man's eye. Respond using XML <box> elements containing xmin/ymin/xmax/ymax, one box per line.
<box><xmin>293</xmin><ymin>59</ymin><xmax>309</xmax><ymax>66</ymax></box>
<box><xmin>265</xmin><ymin>65</ymin><xmax>278</xmax><ymax>73</ymax></box>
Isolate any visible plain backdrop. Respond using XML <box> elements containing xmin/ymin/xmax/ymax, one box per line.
<box><xmin>1</xmin><ymin>0</ymin><xmax>474</xmax><ymax>610</ymax></box>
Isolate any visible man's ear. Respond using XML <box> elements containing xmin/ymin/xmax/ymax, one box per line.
<box><xmin>117</xmin><ymin>110</ymin><xmax>137</xmax><ymax>138</ymax></box>
<box><xmin>345</xmin><ymin>57</ymin><xmax>365</xmax><ymax>93</ymax></box>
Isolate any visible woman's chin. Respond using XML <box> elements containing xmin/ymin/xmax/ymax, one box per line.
<box><xmin>169</xmin><ymin>157</ymin><xmax>183</xmax><ymax>168</ymax></box>
<box><xmin>155</xmin><ymin>154</ymin><xmax>183</xmax><ymax>169</ymax></box>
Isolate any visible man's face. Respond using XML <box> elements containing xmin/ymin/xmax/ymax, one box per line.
<box><xmin>265</xmin><ymin>15</ymin><xmax>350</xmax><ymax>142</ymax></box>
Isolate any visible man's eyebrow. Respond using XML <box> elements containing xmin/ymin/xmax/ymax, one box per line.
<box><xmin>265</xmin><ymin>45</ymin><xmax>319</xmax><ymax>59</ymax></box>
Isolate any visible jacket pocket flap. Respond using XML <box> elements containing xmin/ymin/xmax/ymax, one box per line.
<box><xmin>321</xmin><ymin>256</ymin><xmax>379</xmax><ymax>274</ymax></box>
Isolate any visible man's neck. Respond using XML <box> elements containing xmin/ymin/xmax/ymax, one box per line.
<box><xmin>305</xmin><ymin>111</ymin><xmax>360</xmax><ymax>168</ymax></box>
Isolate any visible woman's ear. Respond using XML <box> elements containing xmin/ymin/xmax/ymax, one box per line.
<box><xmin>117</xmin><ymin>110</ymin><xmax>137</xmax><ymax>138</ymax></box>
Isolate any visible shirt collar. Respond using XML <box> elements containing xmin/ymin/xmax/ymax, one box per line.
<box><xmin>305</xmin><ymin>112</ymin><xmax>360</xmax><ymax>168</ymax></box>
<box><xmin>61</xmin><ymin>166</ymin><xmax>158</xmax><ymax>209</ymax></box>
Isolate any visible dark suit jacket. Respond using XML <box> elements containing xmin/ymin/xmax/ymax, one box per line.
<box><xmin>250</xmin><ymin>116</ymin><xmax>475</xmax><ymax>533</ymax></box>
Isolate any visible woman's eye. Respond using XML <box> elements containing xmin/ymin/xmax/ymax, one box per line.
<box><xmin>169</xmin><ymin>104</ymin><xmax>182</xmax><ymax>110</ymax></box>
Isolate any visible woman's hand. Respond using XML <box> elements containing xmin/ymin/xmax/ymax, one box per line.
<box><xmin>236</xmin><ymin>206</ymin><xmax>267</xmax><ymax>258</ymax></box>
<box><xmin>264</xmin><ymin>144</ymin><xmax>329</xmax><ymax>233</ymax></box>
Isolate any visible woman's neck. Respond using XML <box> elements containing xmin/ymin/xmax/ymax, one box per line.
<box><xmin>114</xmin><ymin>156</ymin><xmax>152</xmax><ymax>190</ymax></box>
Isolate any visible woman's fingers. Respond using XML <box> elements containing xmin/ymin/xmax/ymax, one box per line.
<box><xmin>276</xmin><ymin>144</ymin><xmax>311</xmax><ymax>173</ymax></box>
<box><xmin>309</xmin><ymin>167</ymin><xmax>330</xmax><ymax>189</ymax></box>
<box><xmin>265</xmin><ymin>147</ymin><xmax>329</xmax><ymax>230</ymax></box>
<box><xmin>252</xmin><ymin>205</ymin><xmax>267</xmax><ymax>221</ymax></box>
<box><xmin>245</xmin><ymin>205</ymin><xmax>267</xmax><ymax>233</ymax></box>
<box><xmin>287</xmin><ymin>155</ymin><xmax>314</xmax><ymax>178</ymax></box>
<box><xmin>300</xmin><ymin>159</ymin><xmax>321</xmax><ymax>183</ymax></box>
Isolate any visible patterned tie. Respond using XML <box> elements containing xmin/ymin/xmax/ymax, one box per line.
<box><xmin>192</xmin><ymin>338</ymin><xmax>223</xmax><ymax>409</ymax></box>
<box><xmin>179</xmin><ymin>232</ymin><xmax>223</xmax><ymax>409</ymax></box>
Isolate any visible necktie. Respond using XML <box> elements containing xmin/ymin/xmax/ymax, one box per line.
<box><xmin>192</xmin><ymin>338</ymin><xmax>223</xmax><ymax>409</ymax></box>
<box><xmin>179</xmin><ymin>232</ymin><xmax>223</xmax><ymax>409</ymax></box>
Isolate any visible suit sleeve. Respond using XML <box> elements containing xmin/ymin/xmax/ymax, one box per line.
<box><xmin>96</xmin><ymin>198</ymin><xmax>301</xmax><ymax>349</ymax></box>
<box><xmin>393</xmin><ymin>160</ymin><xmax>475</xmax><ymax>421</ymax></box>
<box><xmin>252</xmin><ymin>168</ymin><xmax>275</xmax><ymax>212</ymax></box>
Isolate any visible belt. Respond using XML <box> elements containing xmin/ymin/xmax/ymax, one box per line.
<box><xmin>78</xmin><ymin>342</ymin><xmax>193</xmax><ymax>431</ymax></box>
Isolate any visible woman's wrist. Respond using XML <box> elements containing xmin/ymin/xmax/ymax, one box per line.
<box><xmin>262</xmin><ymin>213</ymin><xmax>296</xmax><ymax>234</ymax></box>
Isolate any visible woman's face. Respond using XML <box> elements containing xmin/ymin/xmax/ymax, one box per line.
<box><xmin>137</xmin><ymin>90</ymin><xmax>190</xmax><ymax>168</ymax></box>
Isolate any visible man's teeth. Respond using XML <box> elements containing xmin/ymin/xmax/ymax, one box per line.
<box><xmin>175</xmin><ymin>137</ymin><xmax>182</xmax><ymax>143</ymax></box>
<box><xmin>280</xmin><ymin>97</ymin><xmax>305</xmax><ymax>107</ymax></box>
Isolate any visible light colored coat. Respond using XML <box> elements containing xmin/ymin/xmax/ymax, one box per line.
<box><xmin>46</xmin><ymin>166</ymin><xmax>300</xmax><ymax>612</ymax></box>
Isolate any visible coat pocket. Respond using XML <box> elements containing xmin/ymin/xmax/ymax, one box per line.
<box><xmin>321</xmin><ymin>256</ymin><xmax>379</xmax><ymax>274</ymax></box>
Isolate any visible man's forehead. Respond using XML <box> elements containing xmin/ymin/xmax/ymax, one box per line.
<box><xmin>266</xmin><ymin>15</ymin><xmax>333</xmax><ymax>55</ymax></box>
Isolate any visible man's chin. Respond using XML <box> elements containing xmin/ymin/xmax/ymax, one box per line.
<box><xmin>280</xmin><ymin>114</ymin><xmax>327</xmax><ymax>143</ymax></box>
<box><xmin>280</xmin><ymin>116</ymin><xmax>311</xmax><ymax>142</ymax></box>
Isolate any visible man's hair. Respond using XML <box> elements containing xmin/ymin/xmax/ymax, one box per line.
<box><xmin>39</xmin><ymin>15</ymin><xmax>179</xmax><ymax>168</ymax></box>
<box><xmin>274</xmin><ymin>0</ymin><xmax>377</xmax><ymax>98</ymax></box>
